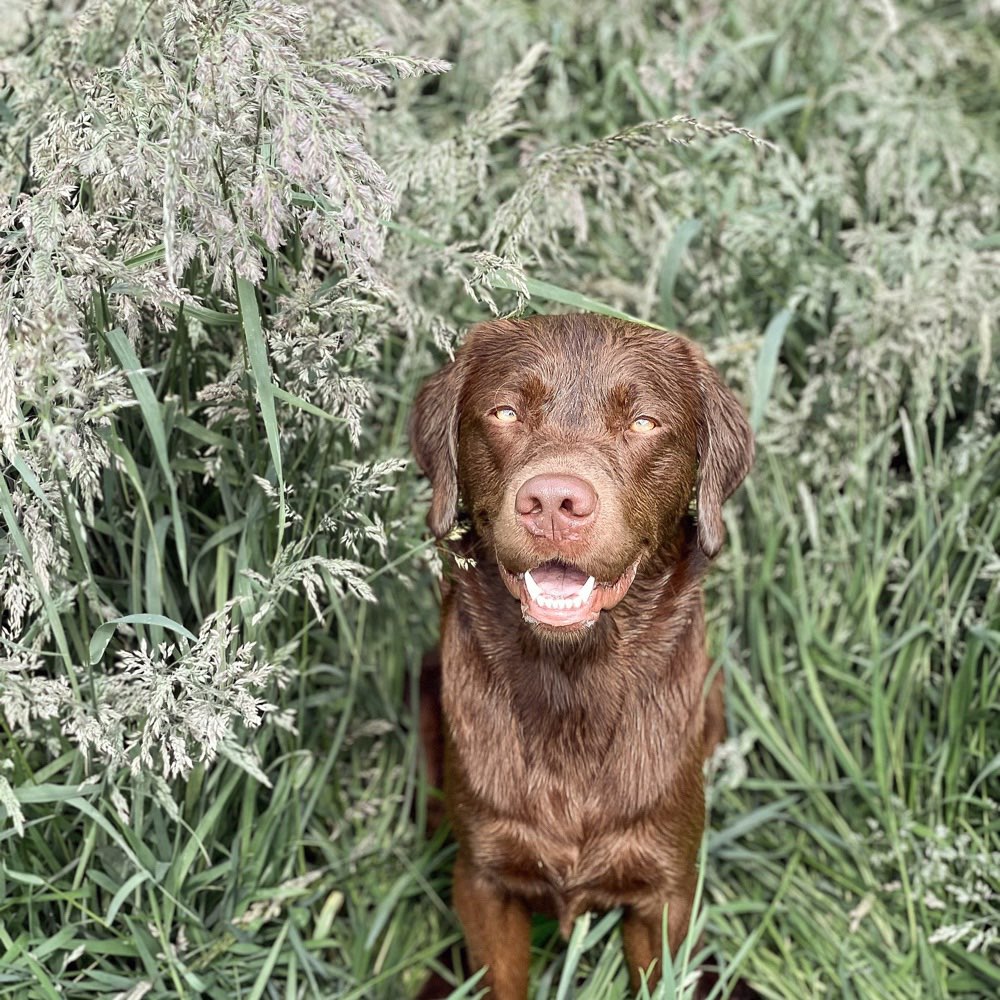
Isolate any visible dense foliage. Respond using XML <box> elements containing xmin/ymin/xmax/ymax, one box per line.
<box><xmin>1</xmin><ymin>1</ymin><xmax>997</xmax><ymax>997</ymax></box>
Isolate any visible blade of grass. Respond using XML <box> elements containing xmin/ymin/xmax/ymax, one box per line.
<box><xmin>555</xmin><ymin>912</ymin><xmax>591</xmax><ymax>1000</ymax></box>
<box><xmin>272</xmin><ymin>384</ymin><xmax>347</xmax><ymax>424</ymax></box>
<box><xmin>236</xmin><ymin>275</ymin><xmax>286</xmax><ymax>546</ymax></box>
<box><xmin>749</xmin><ymin>306</ymin><xmax>792</xmax><ymax>432</ymax></box>
<box><xmin>104</xmin><ymin>327</ymin><xmax>188</xmax><ymax>582</ymax></box>
<box><xmin>657</xmin><ymin>218</ymin><xmax>702</xmax><ymax>327</ymax></box>
<box><xmin>89</xmin><ymin>613</ymin><xmax>198</xmax><ymax>665</ymax></box>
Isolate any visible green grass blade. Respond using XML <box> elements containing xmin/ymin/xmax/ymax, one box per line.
<box><xmin>497</xmin><ymin>273</ymin><xmax>669</xmax><ymax>329</ymax></box>
<box><xmin>384</xmin><ymin>219</ymin><xmax>667</xmax><ymax>328</ymax></box>
<box><xmin>246</xmin><ymin>921</ymin><xmax>290</xmax><ymax>1000</ymax></box>
<box><xmin>3</xmin><ymin>449</ymin><xmax>56</xmax><ymax>514</ymax></box>
<box><xmin>657</xmin><ymin>218</ymin><xmax>702</xmax><ymax>327</ymax></box>
<box><xmin>104</xmin><ymin>326</ymin><xmax>188</xmax><ymax>581</ymax></box>
<box><xmin>237</xmin><ymin>275</ymin><xmax>285</xmax><ymax>543</ymax></box>
<box><xmin>555</xmin><ymin>912</ymin><xmax>591</xmax><ymax>1000</ymax></box>
<box><xmin>89</xmin><ymin>613</ymin><xmax>198</xmax><ymax>665</ymax></box>
<box><xmin>105</xmin><ymin>870</ymin><xmax>151</xmax><ymax>925</ymax></box>
<box><xmin>749</xmin><ymin>306</ymin><xmax>792</xmax><ymax>432</ymax></box>
<box><xmin>272</xmin><ymin>385</ymin><xmax>347</xmax><ymax>424</ymax></box>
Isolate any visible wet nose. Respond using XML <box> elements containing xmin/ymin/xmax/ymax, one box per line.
<box><xmin>515</xmin><ymin>474</ymin><xmax>598</xmax><ymax>539</ymax></box>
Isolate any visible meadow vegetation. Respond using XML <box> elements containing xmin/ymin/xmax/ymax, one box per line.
<box><xmin>0</xmin><ymin>1</ymin><xmax>997</xmax><ymax>997</ymax></box>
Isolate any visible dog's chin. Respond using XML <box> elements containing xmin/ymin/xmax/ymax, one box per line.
<box><xmin>497</xmin><ymin>558</ymin><xmax>640</xmax><ymax>634</ymax></box>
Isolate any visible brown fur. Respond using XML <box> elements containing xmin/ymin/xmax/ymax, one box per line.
<box><xmin>410</xmin><ymin>314</ymin><xmax>755</xmax><ymax>998</ymax></box>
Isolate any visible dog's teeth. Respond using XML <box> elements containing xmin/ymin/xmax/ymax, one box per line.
<box><xmin>524</xmin><ymin>573</ymin><xmax>593</xmax><ymax>613</ymax></box>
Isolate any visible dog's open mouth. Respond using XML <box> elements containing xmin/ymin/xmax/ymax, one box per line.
<box><xmin>498</xmin><ymin>558</ymin><xmax>640</xmax><ymax>629</ymax></box>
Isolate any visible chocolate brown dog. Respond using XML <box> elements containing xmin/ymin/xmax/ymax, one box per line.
<box><xmin>410</xmin><ymin>314</ymin><xmax>754</xmax><ymax>997</ymax></box>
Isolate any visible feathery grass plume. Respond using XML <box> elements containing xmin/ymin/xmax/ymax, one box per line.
<box><xmin>71</xmin><ymin>611</ymin><xmax>285</xmax><ymax>779</ymax></box>
<box><xmin>485</xmin><ymin>116</ymin><xmax>773</xmax><ymax>264</ymax></box>
<box><xmin>0</xmin><ymin>0</ymin><xmax>449</xmax><ymax>785</ymax></box>
<box><xmin>870</xmin><ymin>816</ymin><xmax>1000</xmax><ymax>956</ymax></box>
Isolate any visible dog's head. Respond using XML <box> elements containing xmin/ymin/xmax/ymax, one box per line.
<box><xmin>410</xmin><ymin>314</ymin><xmax>754</xmax><ymax>634</ymax></box>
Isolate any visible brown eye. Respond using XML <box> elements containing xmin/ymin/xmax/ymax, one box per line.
<box><xmin>629</xmin><ymin>416</ymin><xmax>658</xmax><ymax>433</ymax></box>
<box><xmin>493</xmin><ymin>406</ymin><xmax>519</xmax><ymax>424</ymax></box>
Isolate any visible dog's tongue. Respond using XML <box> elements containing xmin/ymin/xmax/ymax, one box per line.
<box><xmin>530</xmin><ymin>563</ymin><xmax>589</xmax><ymax>597</ymax></box>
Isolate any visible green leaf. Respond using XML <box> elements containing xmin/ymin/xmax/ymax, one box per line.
<box><xmin>104</xmin><ymin>329</ymin><xmax>173</xmax><ymax>483</ymax></box>
<box><xmin>246</xmin><ymin>921</ymin><xmax>290</xmax><ymax>1000</ymax></box>
<box><xmin>657</xmin><ymin>218</ymin><xmax>701</xmax><ymax>327</ymax></box>
<box><xmin>272</xmin><ymin>385</ymin><xmax>346</xmax><ymax>424</ymax></box>
<box><xmin>89</xmin><ymin>613</ymin><xmax>198</xmax><ymax>665</ymax></box>
<box><xmin>123</xmin><ymin>244</ymin><xmax>167</xmax><ymax>267</ymax></box>
<box><xmin>3</xmin><ymin>449</ymin><xmax>56</xmax><ymax>514</ymax></box>
<box><xmin>174</xmin><ymin>301</ymin><xmax>241</xmax><ymax>326</ymax></box>
<box><xmin>556</xmin><ymin>911</ymin><xmax>591</xmax><ymax>1000</ymax></box>
<box><xmin>971</xmin><ymin>232</ymin><xmax>1000</xmax><ymax>250</ymax></box>
<box><xmin>104</xmin><ymin>327</ymin><xmax>188</xmax><ymax>581</ymax></box>
<box><xmin>384</xmin><ymin>218</ymin><xmax>667</xmax><ymax>329</ymax></box>
<box><xmin>13</xmin><ymin>781</ymin><xmax>101</xmax><ymax>805</ymax></box>
<box><xmin>750</xmin><ymin>306</ymin><xmax>793</xmax><ymax>432</ymax></box>
<box><xmin>747</xmin><ymin>94</ymin><xmax>809</xmax><ymax>129</ymax></box>
<box><xmin>496</xmin><ymin>274</ymin><xmax>668</xmax><ymax>329</ymax></box>
<box><xmin>237</xmin><ymin>276</ymin><xmax>286</xmax><ymax>542</ymax></box>
<box><xmin>1</xmin><ymin>865</ymin><xmax>47</xmax><ymax>886</ymax></box>
<box><xmin>106</xmin><ymin>870</ymin><xmax>152</xmax><ymax>926</ymax></box>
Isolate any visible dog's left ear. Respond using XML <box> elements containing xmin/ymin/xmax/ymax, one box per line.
<box><xmin>692</xmin><ymin>347</ymin><xmax>755</xmax><ymax>558</ymax></box>
<box><xmin>409</xmin><ymin>357</ymin><xmax>464</xmax><ymax>538</ymax></box>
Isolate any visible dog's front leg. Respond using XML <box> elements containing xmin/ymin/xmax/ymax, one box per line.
<box><xmin>622</xmin><ymin>886</ymin><xmax>696</xmax><ymax>995</ymax></box>
<box><xmin>453</xmin><ymin>851</ymin><xmax>531</xmax><ymax>999</ymax></box>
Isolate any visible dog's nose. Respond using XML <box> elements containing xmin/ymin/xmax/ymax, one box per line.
<box><xmin>515</xmin><ymin>474</ymin><xmax>598</xmax><ymax>539</ymax></box>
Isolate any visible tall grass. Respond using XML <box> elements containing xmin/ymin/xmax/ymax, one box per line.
<box><xmin>1</xmin><ymin>1</ymin><xmax>997</xmax><ymax>998</ymax></box>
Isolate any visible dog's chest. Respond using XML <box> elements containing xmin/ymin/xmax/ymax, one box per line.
<box><xmin>465</xmin><ymin>774</ymin><xmax>693</xmax><ymax>934</ymax></box>
<box><xmin>444</xmin><ymin>645</ymin><xmax>697</xmax><ymax>821</ymax></box>
<box><xmin>441</xmin><ymin>591</ymin><xmax>706</xmax><ymax>922</ymax></box>
<box><xmin>447</xmin><ymin>677</ymin><xmax>700</xmax><ymax>913</ymax></box>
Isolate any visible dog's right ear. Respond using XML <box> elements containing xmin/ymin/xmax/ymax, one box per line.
<box><xmin>409</xmin><ymin>358</ymin><xmax>464</xmax><ymax>538</ymax></box>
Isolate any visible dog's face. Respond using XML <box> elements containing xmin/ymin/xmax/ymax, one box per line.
<box><xmin>411</xmin><ymin>315</ymin><xmax>753</xmax><ymax>634</ymax></box>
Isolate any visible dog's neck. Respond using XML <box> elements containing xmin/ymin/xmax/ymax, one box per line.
<box><xmin>445</xmin><ymin>520</ymin><xmax>711</xmax><ymax>772</ymax></box>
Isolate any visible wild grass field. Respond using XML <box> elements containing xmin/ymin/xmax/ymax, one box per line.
<box><xmin>1</xmin><ymin>1</ymin><xmax>997</xmax><ymax>998</ymax></box>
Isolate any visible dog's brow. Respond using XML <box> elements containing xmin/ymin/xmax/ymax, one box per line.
<box><xmin>607</xmin><ymin>382</ymin><xmax>640</xmax><ymax>411</ymax></box>
<box><xmin>490</xmin><ymin>374</ymin><xmax>548</xmax><ymax>412</ymax></box>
